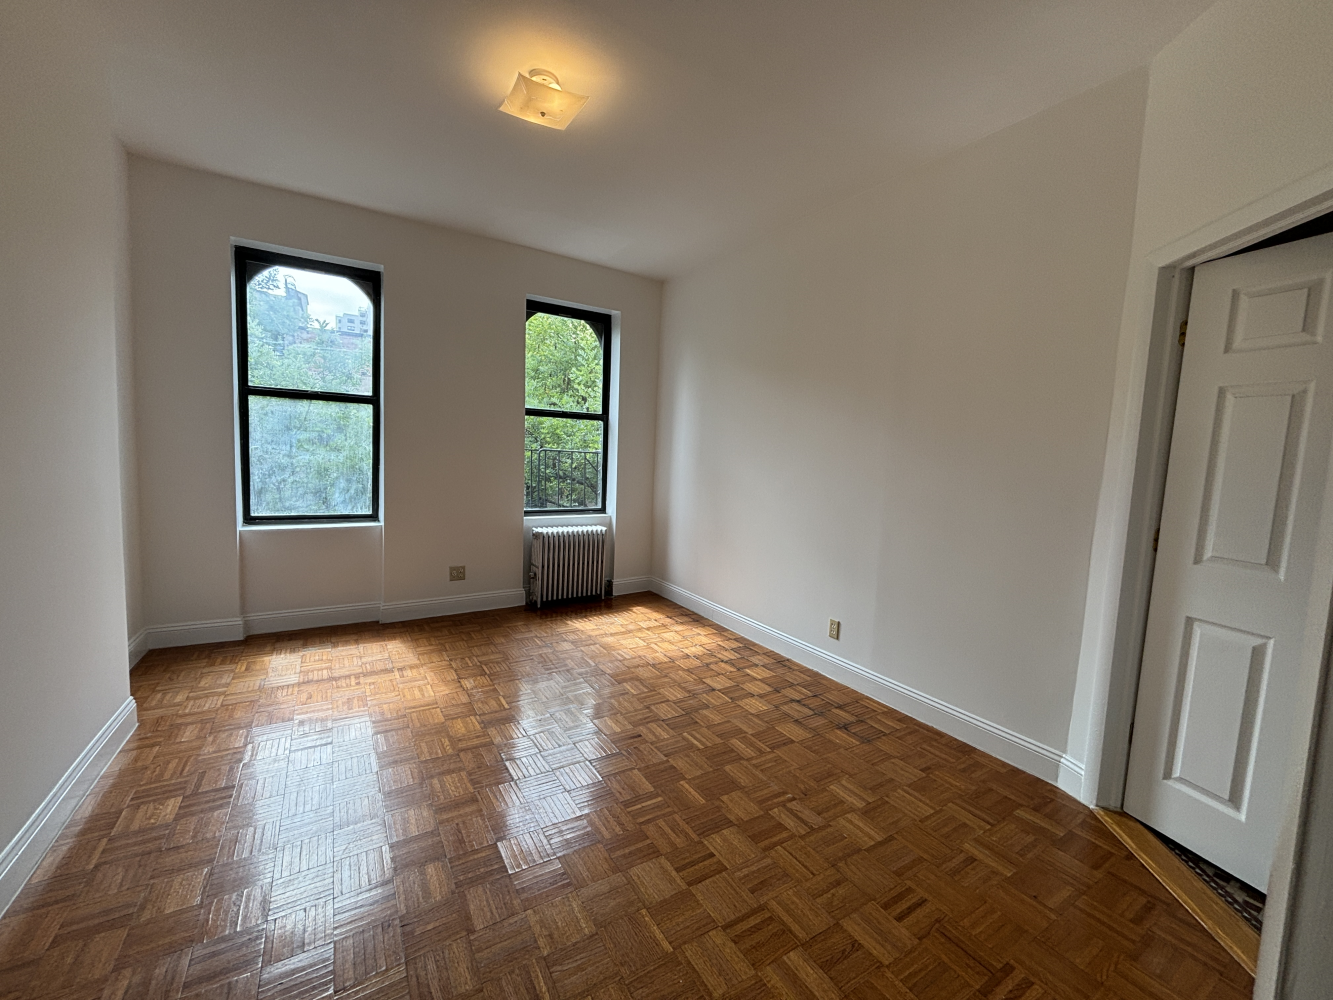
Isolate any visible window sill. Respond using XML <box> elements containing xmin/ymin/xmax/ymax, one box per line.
<box><xmin>240</xmin><ymin>520</ymin><xmax>382</xmax><ymax>531</ymax></box>
<box><xmin>523</xmin><ymin>512</ymin><xmax>610</xmax><ymax>523</ymax></box>
<box><xmin>524</xmin><ymin>511</ymin><xmax>608</xmax><ymax>519</ymax></box>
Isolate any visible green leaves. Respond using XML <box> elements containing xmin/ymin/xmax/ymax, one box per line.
<box><xmin>524</xmin><ymin>414</ymin><xmax>602</xmax><ymax>452</ymax></box>
<box><xmin>248</xmin><ymin>397</ymin><xmax>373</xmax><ymax>516</ymax></box>
<box><xmin>525</xmin><ymin>313</ymin><xmax>603</xmax><ymax>412</ymax></box>
<box><xmin>248</xmin><ymin>329</ymin><xmax>373</xmax><ymax>395</ymax></box>
<box><xmin>247</xmin><ymin>272</ymin><xmax>307</xmax><ymax>350</ymax></box>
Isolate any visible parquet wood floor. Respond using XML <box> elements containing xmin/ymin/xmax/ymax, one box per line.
<box><xmin>0</xmin><ymin>595</ymin><xmax>1253</xmax><ymax>1000</ymax></box>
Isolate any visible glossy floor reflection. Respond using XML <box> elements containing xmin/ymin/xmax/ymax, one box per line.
<box><xmin>0</xmin><ymin>595</ymin><xmax>1252</xmax><ymax>999</ymax></box>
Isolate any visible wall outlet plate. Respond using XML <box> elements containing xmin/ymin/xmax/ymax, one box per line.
<box><xmin>828</xmin><ymin>619</ymin><xmax>841</xmax><ymax>640</ymax></box>
<box><xmin>449</xmin><ymin>565</ymin><xmax>466</xmax><ymax>582</ymax></box>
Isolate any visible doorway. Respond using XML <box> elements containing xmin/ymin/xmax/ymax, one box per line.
<box><xmin>1078</xmin><ymin>158</ymin><xmax>1333</xmax><ymax>995</ymax></box>
<box><xmin>1123</xmin><ymin>223</ymin><xmax>1333</xmax><ymax>895</ymax></box>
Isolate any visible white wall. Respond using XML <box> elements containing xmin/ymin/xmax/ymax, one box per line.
<box><xmin>0</xmin><ymin>3</ymin><xmax>132</xmax><ymax>851</ymax></box>
<box><xmin>115</xmin><ymin>138</ymin><xmax>142</xmax><ymax>654</ymax></box>
<box><xmin>129</xmin><ymin>159</ymin><xmax>660</xmax><ymax>640</ymax></box>
<box><xmin>654</xmin><ymin>71</ymin><xmax>1148</xmax><ymax>777</ymax></box>
<box><xmin>241</xmin><ymin>525</ymin><xmax>383</xmax><ymax>623</ymax></box>
<box><xmin>1132</xmin><ymin>0</ymin><xmax>1333</xmax><ymax>258</ymax></box>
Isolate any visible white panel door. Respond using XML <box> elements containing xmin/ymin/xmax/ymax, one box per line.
<box><xmin>1124</xmin><ymin>231</ymin><xmax>1333</xmax><ymax>889</ymax></box>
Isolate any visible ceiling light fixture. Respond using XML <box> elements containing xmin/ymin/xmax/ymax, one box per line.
<box><xmin>499</xmin><ymin>68</ymin><xmax>588</xmax><ymax>130</ymax></box>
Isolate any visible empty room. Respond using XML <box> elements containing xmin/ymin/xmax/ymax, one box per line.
<box><xmin>4</xmin><ymin>0</ymin><xmax>1333</xmax><ymax>998</ymax></box>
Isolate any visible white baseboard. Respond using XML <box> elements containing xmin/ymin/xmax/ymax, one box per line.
<box><xmin>244</xmin><ymin>601</ymin><xmax>380</xmax><ymax>637</ymax></box>
<box><xmin>0</xmin><ymin>696</ymin><xmax>137</xmax><ymax>917</ymax></box>
<box><xmin>128</xmin><ymin>628</ymin><xmax>150</xmax><ymax>666</ymax></box>
<box><xmin>1057</xmin><ymin>755</ymin><xmax>1086</xmax><ymax>797</ymax></box>
<box><xmin>379</xmin><ymin>588</ymin><xmax>526</xmax><ymax>624</ymax></box>
<box><xmin>651</xmin><ymin>578</ymin><xmax>1082</xmax><ymax>787</ymax></box>
<box><xmin>612</xmin><ymin>576</ymin><xmax>653</xmax><ymax>595</ymax></box>
<box><xmin>135</xmin><ymin>617</ymin><xmax>245</xmax><ymax>656</ymax></box>
<box><xmin>130</xmin><ymin>590</ymin><xmax>531</xmax><ymax>659</ymax></box>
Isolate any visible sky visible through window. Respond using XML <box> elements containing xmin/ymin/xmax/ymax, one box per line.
<box><xmin>258</xmin><ymin>265</ymin><xmax>371</xmax><ymax>325</ymax></box>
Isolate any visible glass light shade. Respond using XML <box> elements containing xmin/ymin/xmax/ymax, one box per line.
<box><xmin>499</xmin><ymin>71</ymin><xmax>589</xmax><ymax>130</ymax></box>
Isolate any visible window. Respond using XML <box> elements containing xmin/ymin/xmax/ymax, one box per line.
<box><xmin>525</xmin><ymin>301</ymin><xmax>611</xmax><ymax>513</ymax></box>
<box><xmin>234</xmin><ymin>246</ymin><xmax>381</xmax><ymax>522</ymax></box>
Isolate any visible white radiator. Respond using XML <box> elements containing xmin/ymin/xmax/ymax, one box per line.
<box><xmin>529</xmin><ymin>525</ymin><xmax>608</xmax><ymax>607</ymax></box>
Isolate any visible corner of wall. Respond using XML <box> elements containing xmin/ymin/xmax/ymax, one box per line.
<box><xmin>114</xmin><ymin>140</ymin><xmax>144</xmax><ymax>668</ymax></box>
<box><xmin>651</xmin><ymin>577</ymin><xmax>1075</xmax><ymax>787</ymax></box>
<box><xmin>0</xmin><ymin>697</ymin><xmax>137</xmax><ymax>917</ymax></box>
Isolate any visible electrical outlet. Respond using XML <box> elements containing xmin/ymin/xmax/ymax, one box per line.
<box><xmin>828</xmin><ymin>619</ymin><xmax>841</xmax><ymax>640</ymax></box>
<box><xmin>449</xmin><ymin>565</ymin><xmax>466</xmax><ymax>582</ymax></box>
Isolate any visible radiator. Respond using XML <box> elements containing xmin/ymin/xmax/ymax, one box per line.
<box><xmin>529</xmin><ymin>525</ymin><xmax>608</xmax><ymax>607</ymax></box>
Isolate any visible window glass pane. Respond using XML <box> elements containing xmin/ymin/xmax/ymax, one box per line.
<box><xmin>525</xmin><ymin>416</ymin><xmax>603</xmax><ymax>510</ymax></box>
<box><xmin>247</xmin><ymin>264</ymin><xmax>374</xmax><ymax>395</ymax></box>
<box><xmin>525</xmin><ymin>312</ymin><xmax>603</xmax><ymax>412</ymax></box>
<box><xmin>249</xmin><ymin>396</ymin><xmax>373</xmax><ymax>516</ymax></box>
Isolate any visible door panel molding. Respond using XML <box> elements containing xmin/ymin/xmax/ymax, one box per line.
<box><xmin>1226</xmin><ymin>273</ymin><xmax>1328</xmax><ymax>354</ymax></box>
<box><xmin>1166</xmin><ymin>617</ymin><xmax>1271</xmax><ymax>815</ymax></box>
<box><xmin>1195</xmin><ymin>381</ymin><xmax>1312</xmax><ymax>578</ymax></box>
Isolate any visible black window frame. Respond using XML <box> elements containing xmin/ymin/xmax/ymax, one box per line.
<box><xmin>524</xmin><ymin>300</ymin><xmax>613</xmax><ymax>516</ymax></box>
<box><xmin>234</xmin><ymin>245</ymin><xmax>383</xmax><ymax>524</ymax></box>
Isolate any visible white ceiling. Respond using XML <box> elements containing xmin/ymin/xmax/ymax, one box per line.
<box><xmin>100</xmin><ymin>0</ymin><xmax>1213</xmax><ymax>278</ymax></box>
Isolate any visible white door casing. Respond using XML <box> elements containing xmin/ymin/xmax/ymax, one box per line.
<box><xmin>1124</xmin><ymin>232</ymin><xmax>1333</xmax><ymax>890</ymax></box>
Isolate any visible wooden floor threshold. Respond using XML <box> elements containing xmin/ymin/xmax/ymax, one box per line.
<box><xmin>1095</xmin><ymin>808</ymin><xmax>1259</xmax><ymax>976</ymax></box>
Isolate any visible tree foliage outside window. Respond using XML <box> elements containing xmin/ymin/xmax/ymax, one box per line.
<box><xmin>525</xmin><ymin>306</ymin><xmax>610</xmax><ymax>512</ymax></box>
<box><xmin>525</xmin><ymin>312</ymin><xmax>603</xmax><ymax>412</ymax></box>
<box><xmin>248</xmin><ymin>397</ymin><xmax>373</xmax><ymax>516</ymax></box>
<box><xmin>236</xmin><ymin>248</ymin><xmax>380</xmax><ymax>521</ymax></box>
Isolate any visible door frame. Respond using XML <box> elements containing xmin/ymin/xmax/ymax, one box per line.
<box><xmin>1075</xmin><ymin>163</ymin><xmax>1333</xmax><ymax>996</ymax></box>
